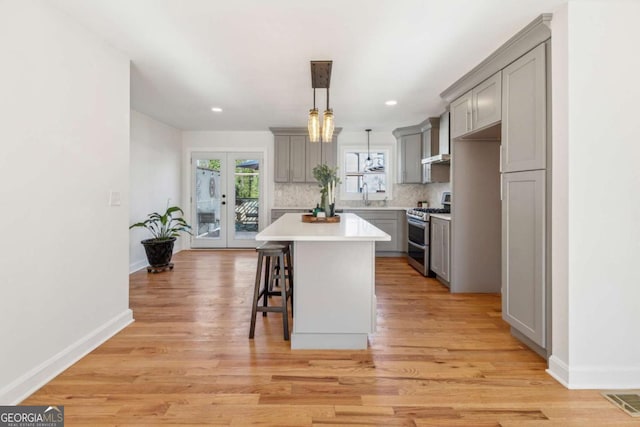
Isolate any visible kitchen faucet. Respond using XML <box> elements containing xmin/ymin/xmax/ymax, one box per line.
<box><xmin>362</xmin><ymin>182</ymin><xmax>370</xmax><ymax>206</ymax></box>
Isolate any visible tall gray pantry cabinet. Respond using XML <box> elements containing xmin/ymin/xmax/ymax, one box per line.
<box><xmin>500</xmin><ymin>42</ymin><xmax>549</xmax><ymax>351</ymax></box>
<box><xmin>444</xmin><ymin>15</ymin><xmax>552</xmax><ymax>357</ymax></box>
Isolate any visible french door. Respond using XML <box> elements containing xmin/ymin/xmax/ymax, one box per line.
<box><xmin>191</xmin><ymin>152</ymin><xmax>262</xmax><ymax>248</ymax></box>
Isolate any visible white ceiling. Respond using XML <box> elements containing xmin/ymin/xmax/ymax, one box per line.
<box><xmin>51</xmin><ymin>0</ymin><xmax>566</xmax><ymax>132</ymax></box>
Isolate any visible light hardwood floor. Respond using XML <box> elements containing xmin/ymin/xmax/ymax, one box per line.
<box><xmin>25</xmin><ymin>250</ymin><xmax>632</xmax><ymax>425</ymax></box>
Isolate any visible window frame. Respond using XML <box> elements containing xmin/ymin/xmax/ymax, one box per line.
<box><xmin>339</xmin><ymin>144</ymin><xmax>394</xmax><ymax>201</ymax></box>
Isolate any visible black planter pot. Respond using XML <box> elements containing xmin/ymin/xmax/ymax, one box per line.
<box><xmin>141</xmin><ymin>237</ymin><xmax>176</xmax><ymax>268</ymax></box>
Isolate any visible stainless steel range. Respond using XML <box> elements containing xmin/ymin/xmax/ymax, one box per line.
<box><xmin>407</xmin><ymin>192</ymin><xmax>451</xmax><ymax>276</ymax></box>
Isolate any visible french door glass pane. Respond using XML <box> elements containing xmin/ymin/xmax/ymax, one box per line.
<box><xmin>234</xmin><ymin>159</ymin><xmax>260</xmax><ymax>240</ymax></box>
<box><xmin>195</xmin><ymin>159</ymin><xmax>222</xmax><ymax>240</ymax></box>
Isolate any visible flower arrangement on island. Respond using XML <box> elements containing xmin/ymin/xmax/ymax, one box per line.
<box><xmin>312</xmin><ymin>164</ymin><xmax>340</xmax><ymax>217</ymax></box>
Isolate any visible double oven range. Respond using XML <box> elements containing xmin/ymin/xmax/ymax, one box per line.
<box><xmin>406</xmin><ymin>192</ymin><xmax>451</xmax><ymax>276</ymax></box>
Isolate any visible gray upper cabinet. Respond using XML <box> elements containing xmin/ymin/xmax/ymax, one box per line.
<box><xmin>305</xmin><ymin>136</ymin><xmax>321</xmax><ymax>182</ymax></box>
<box><xmin>472</xmin><ymin>71</ymin><xmax>502</xmax><ymax>130</ymax></box>
<box><xmin>502</xmin><ymin>169</ymin><xmax>545</xmax><ymax>347</ymax></box>
<box><xmin>450</xmin><ymin>71</ymin><xmax>502</xmax><ymax>140</ymax></box>
<box><xmin>438</xmin><ymin>110</ymin><xmax>450</xmax><ymax>156</ymax></box>
<box><xmin>322</xmin><ymin>134</ymin><xmax>338</xmax><ymax>168</ymax></box>
<box><xmin>305</xmin><ymin>136</ymin><xmax>338</xmax><ymax>182</ymax></box>
<box><xmin>274</xmin><ymin>135</ymin><xmax>304</xmax><ymax>183</ymax></box>
<box><xmin>400</xmin><ymin>133</ymin><xmax>422</xmax><ymax>183</ymax></box>
<box><xmin>393</xmin><ymin>125</ymin><xmax>422</xmax><ymax>184</ymax></box>
<box><xmin>271</xmin><ymin>128</ymin><xmax>340</xmax><ymax>183</ymax></box>
<box><xmin>501</xmin><ymin>43</ymin><xmax>546</xmax><ymax>173</ymax></box>
<box><xmin>420</xmin><ymin>117</ymin><xmax>440</xmax><ymax>159</ymax></box>
<box><xmin>274</xmin><ymin>135</ymin><xmax>290</xmax><ymax>183</ymax></box>
<box><xmin>290</xmin><ymin>135</ymin><xmax>306</xmax><ymax>183</ymax></box>
<box><xmin>450</xmin><ymin>91</ymin><xmax>472</xmax><ymax>139</ymax></box>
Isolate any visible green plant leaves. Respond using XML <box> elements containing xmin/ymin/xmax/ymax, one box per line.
<box><xmin>129</xmin><ymin>206</ymin><xmax>193</xmax><ymax>240</ymax></box>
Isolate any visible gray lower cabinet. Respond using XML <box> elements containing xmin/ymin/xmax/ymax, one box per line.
<box><xmin>343</xmin><ymin>209</ymin><xmax>406</xmax><ymax>254</ymax></box>
<box><xmin>501</xmin><ymin>43</ymin><xmax>546</xmax><ymax>173</ymax></box>
<box><xmin>430</xmin><ymin>217</ymin><xmax>450</xmax><ymax>284</ymax></box>
<box><xmin>501</xmin><ymin>170</ymin><xmax>545</xmax><ymax>348</ymax></box>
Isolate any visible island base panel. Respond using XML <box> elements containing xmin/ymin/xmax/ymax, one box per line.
<box><xmin>291</xmin><ymin>333</ymin><xmax>368</xmax><ymax>350</ymax></box>
<box><xmin>292</xmin><ymin>240</ymin><xmax>376</xmax><ymax>349</ymax></box>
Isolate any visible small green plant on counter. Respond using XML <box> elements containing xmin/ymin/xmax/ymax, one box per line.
<box><xmin>312</xmin><ymin>164</ymin><xmax>340</xmax><ymax>189</ymax></box>
<box><xmin>312</xmin><ymin>164</ymin><xmax>341</xmax><ymax>215</ymax></box>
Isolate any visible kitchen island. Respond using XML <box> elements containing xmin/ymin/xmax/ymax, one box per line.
<box><xmin>256</xmin><ymin>213</ymin><xmax>390</xmax><ymax>349</ymax></box>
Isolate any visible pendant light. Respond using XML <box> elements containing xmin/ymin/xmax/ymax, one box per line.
<box><xmin>322</xmin><ymin>88</ymin><xmax>334</xmax><ymax>143</ymax></box>
<box><xmin>309</xmin><ymin>61</ymin><xmax>334</xmax><ymax>143</ymax></box>
<box><xmin>365</xmin><ymin>129</ymin><xmax>373</xmax><ymax>169</ymax></box>
<box><xmin>308</xmin><ymin>88</ymin><xmax>320</xmax><ymax>143</ymax></box>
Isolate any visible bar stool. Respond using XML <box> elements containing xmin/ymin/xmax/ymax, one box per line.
<box><xmin>249</xmin><ymin>241</ymin><xmax>294</xmax><ymax>340</ymax></box>
<box><xmin>269</xmin><ymin>241</ymin><xmax>293</xmax><ymax>299</ymax></box>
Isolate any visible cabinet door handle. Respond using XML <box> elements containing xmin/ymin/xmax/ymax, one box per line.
<box><xmin>499</xmin><ymin>145</ymin><xmax>503</xmax><ymax>173</ymax></box>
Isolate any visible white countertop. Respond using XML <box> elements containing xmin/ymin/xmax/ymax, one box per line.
<box><xmin>256</xmin><ymin>213</ymin><xmax>391</xmax><ymax>242</ymax></box>
<box><xmin>430</xmin><ymin>213</ymin><xmax>451</xmax><ymax>221</ymax></box>
<box><xmin>272</xmin><ymin>206</ymin><xmax>411</xmax><ymax>211</ymax></box>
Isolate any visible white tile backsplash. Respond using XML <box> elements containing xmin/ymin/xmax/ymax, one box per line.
<box><xmin>274</xmin><ymin>182</ymin><xmax>451</xmax><ymax>208</ymax></box>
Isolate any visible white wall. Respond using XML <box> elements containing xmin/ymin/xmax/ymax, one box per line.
<box><xmin>549</xmin><ymin>0</ymin><xmax>640</xmax><ymax>389</ymax></box>
<box><xmin>0</xmin><ymin>1</ymin><xmax>132</xmax><ymax>404</ymax></box>
<box><xmin>130</xmin><ymin>111</ymin><xmax>182</xmax><ymax>272</ymax></box>
<box><xmin>549</xmin><ymin>2</ymin><xmax>570</xmax><ymax>383</ymax></box>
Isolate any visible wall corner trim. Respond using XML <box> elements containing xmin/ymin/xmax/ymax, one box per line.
<box><xmin>547</xmin><ymin>355</ymin><xmax>570</xmax><ymax>387</ymax></box>
<box><xmin>0</xmin><ymin>310</ymin><xmax>134</xmax><ymax>405</ymax></box>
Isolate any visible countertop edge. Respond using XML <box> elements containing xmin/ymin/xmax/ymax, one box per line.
<box><xmin>430</xmin><ymin>213</ymin><xmax>451</xmax><ymax>220</ymax></box>
<box><xmin>272</xmin><ymin>206</ymin><xmax>411</xmax><ymax>211</ymax></box>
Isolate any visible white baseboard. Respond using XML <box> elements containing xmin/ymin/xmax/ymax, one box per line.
<box><xmin>547</xmin><ymin>355</ymin><xmax>570</xmax><ymax>387</ymax></box>
<box><xmin>547</xmin><ymin>355</ymin><xmax>640</xmax><ymax>389</ymax></box>
<box><xmin>129</xmin><ymin>248</ymin><xmax>183</xmax><ymax>274</ymax></box>
<box><xmin>129</xmin><ymin>258</ymin><xmax>147</xmax><ymax>273</ymax></box>
<box><xmin>0</xmin><ymin>309</ymin><xmax>134</xmax><ymax>405</ymax></box>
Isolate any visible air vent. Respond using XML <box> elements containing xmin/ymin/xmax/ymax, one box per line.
<box><xmin>602</xmin><ymin>391</ymin><xmax>640</xmax><ymax>417</ymax></box>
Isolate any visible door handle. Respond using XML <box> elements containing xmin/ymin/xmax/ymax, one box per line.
<box><xmin>222</xmin><ymin>194</ymin><xmax>226</xmax><ymax>198</ymax></box>
<box><xmin>222</xmin><ymin>201</ymin><xmax>226</xmax><ymax>205</ymax></box>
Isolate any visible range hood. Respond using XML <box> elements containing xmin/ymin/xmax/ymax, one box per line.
<box><xmin>421</xmin><ymin>153</ymin><xmax>451</xmax><ymax>164</ymax></box>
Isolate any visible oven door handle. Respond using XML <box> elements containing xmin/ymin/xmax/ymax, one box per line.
<box><xmin>408</xmin><ymin>240</ymin><xmax>426</xmax><ymax>250</ymax></box>
<box><xmin>407</xmin><ymin>218</ymin><xmax>426</xmax><ymax>229</ymax></box>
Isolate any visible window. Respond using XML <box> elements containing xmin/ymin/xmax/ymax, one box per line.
<box><xmin>340</xmin><ymin>147</ymin><xmax>392</xmax><ymax>200</ymax></box>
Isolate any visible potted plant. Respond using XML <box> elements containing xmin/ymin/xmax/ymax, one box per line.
<box><xmin>130</xmin><ymin>206</ymin><xmax>192</xmax><ymax>272</ymax></box>
<box><xmin>312</xmin><ymin>164</ymin><xmax>340</xmax><ymax>216</ymax></box>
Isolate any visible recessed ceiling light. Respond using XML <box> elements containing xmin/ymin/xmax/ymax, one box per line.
<box><xmin>385</xmin><ymin>100</ymin><xmax>397</xmax><ymax>106</ymax></box>
<box><xmin>211</xmin><ymin>107</ymin><xmax>223</xmax><ymax>113</ymax></box>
